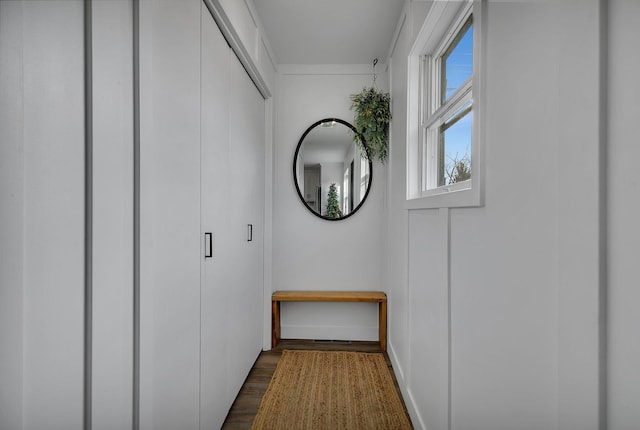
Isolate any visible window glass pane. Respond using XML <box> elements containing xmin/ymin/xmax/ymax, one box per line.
<box><xmin>343</xmin><ymin>168</ymin><xmax>350</xmax><ymax>214</ymax></box>
<box><xmin>360</xmin><ymin>157</ymin><xmax>369</xmax><ymax>198</ymax></box>
<box><xmin>441</xmin><ymin>18</ymin><xmax>473</xmax><ymax>103</ymax></box>
<box><xmin>438</xmin><ymin>106</ymin><xmax>472</xmax><ymax>186</ymax></box>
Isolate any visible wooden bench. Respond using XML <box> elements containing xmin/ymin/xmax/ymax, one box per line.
<box><xmin>271</xmin><ymin>290</ymin><xmax>387</xmax><ymax>351</ymax></box>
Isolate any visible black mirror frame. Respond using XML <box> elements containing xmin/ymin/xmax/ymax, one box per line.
<box><xmin>293</xmin><ymin>118</ymin><xmax>373</xmax><ymax>221</ymax></box>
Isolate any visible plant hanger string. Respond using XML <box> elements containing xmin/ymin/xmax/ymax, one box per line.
<box><xmin>372</xmin><ymin>58</ymin><xmax>378</xmax><ymax>88</ymax></box>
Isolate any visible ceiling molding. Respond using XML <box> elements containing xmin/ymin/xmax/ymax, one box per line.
<box><xmin>278</xmin><ymin>63</ymin><xmax>385</xmax><ymax>77</ymax></box>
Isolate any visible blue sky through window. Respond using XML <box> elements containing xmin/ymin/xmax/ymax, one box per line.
<box><xmin>443</xmin><ymin>22</ymin><xmax>473</xmax><ymax>100</ymax></box>
<box><xmin>441</xmin><ymin>19</ymin><xmax>473</xmax><ymax>184</ymax></box>
<box><xmin>443</xmin><ymin>110</ymin><xmax>472</xmax><ymax>175</ymax></box>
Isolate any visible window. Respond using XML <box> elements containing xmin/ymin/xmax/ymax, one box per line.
<box><xmin>343</xmin><ymin>166</ymin><xmax>350</xmax><ymax>214</ymax></box>
<box><xmin>407</xmin><ymin>0</ymin><xmax>482</xmax><ymax>208</ymax></box>
<box><xmin>441</xmin><ymin>18</ymin><xmax>473</xmax><ymax>103</ymax></box>
<box><xmin>423</xmin><ymin>7</ymin><xmax>473</xmax><ymax>193</ymax></box>
<box><xmin>360</xmin><ymin>157</ymin><xmax>369</xmax><ymax>199</ymax></box>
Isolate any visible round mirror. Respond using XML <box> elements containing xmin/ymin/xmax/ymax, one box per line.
<box><xmin>293</xmin><ymin>118</ymin><xmax>372</xmax><ymax>221</ymax></box>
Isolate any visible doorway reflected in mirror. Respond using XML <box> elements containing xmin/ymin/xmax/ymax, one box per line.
<box><xmin>293</xmin><ymin>118</ymin><xmax>372</xmax><ymax>221</ymax></box>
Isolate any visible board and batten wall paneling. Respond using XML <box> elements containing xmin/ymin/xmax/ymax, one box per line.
<box><xmin>21</xmin><ymin>1</ymin><xmax>86</xmax><ymax>428</ymax></box>
<box><xmin>1</xmin><ymin>1</ymin><xmax>88</xmax><ymax>428</ymax></box>
<box><xmin>385</xmin><ymin>3</ymin><xmax>412</xmax><ymax>386</ymax></box>
<box><xmin>387</xmin><ymin>2</ymin><xmax>607</xmax><ymax>430</ymax></box>
<box><xmin>449</xmin><ymin>4</ymin><xmax>561</xmax><ymax>429</ymax></box>
<box><xmin>556</xmin><ymin>1</ymin><xmax>606</xmax><ymax>426</ymax></box>
<box><xmin>90</xmin><ymin>0</ymin><xmax>135</xmax><ymax>428</ymax></box>
<box><xmin>0</xmin><ymin>1</ymin><xmax>26</xmax><ymax>428</ymax></box>
<box><xmin>407</xmin><ymin>208</ymin><xmax>450</xmax><ymax>430</ymax></box>
<box><xmin>608</xmin><ymin>0</ymin><xmax>640</xmax><ymax>428</ymax></box>
<box><xmin>0</xmin><ymin>0</ymin><xmax>270</xmax><ymax>428</ymax></box>
<box><xmin>138</xmin><ymin>0</ymin><xmax>202</xmax><ymax>428</ymax></box>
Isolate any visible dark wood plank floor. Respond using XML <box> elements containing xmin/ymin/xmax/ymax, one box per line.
<box><xmin>221</xmin><ymin>339</ymin><xmax>412</xmax><ymax>429</ymax></box>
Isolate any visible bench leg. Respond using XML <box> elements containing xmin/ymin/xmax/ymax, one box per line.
<box><xmin>379</xmin><ymin>301</ymin><xmax>387</xmax><ymax>351</ymax></box>
<box><xmin>271</xmin><ymin>300</ymin><xmax>281</xmax><ymax>349</ymax></box>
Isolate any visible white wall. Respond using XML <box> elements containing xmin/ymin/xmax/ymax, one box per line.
<box><xmin>1</xmin><ymin>1</ymin><xmax>86</xmax><ymax>429</ymax></box>
<box><xmin>138</xmin><ymin>1</ymin><xmax>203</xmax><ymax>428</ymax></box>
<box><xmin>387</xmin><ymin>1</ymin><xmax>607</xmax><ymax>429</ymax></box>
<box><xmin>607</xmin><ymin>1</ymin><xmax>640</xmax><ymax>428</ymax></box>
<box><xmin>22</xmin><ymin>3</ymin><xmax>87</xmax><ymax>426</ymax></box>
<box><xmin>272</xmin><ymin>65</ymin><xmax>386</xmax><ymax>342</ymax></box>
<box><xmin>91</xmin><ymin>1</ymin><xmax>135</xmax><ymax>428</ymax></box>
<box><xmin>0</xmin><ymin>2</ymin><xmax>26</xmax><ymax>428</ymax></box>
<box><xmin>385</xmin><ymin>1</ymin><xmax>428</xmax><ymax>398</ymax></box>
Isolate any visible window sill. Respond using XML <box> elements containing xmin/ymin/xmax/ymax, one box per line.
<box><xmin>405</xmin><ymin>181</ymin><xmax>482</xmax><ymax>210</ymax></box>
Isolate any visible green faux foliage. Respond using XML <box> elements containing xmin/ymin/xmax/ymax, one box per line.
<box><xmin>350</xmin><ymin>87</ymin><xmax>391</xmax><ymax>163</ymax></box>
<box><xmin>325</xmin><ymin>183</ymin><xmax>342</xmax><ymax>219</ymax></box>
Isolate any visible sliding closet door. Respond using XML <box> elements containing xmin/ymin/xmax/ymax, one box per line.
<box><xmin>199</xmin><ymin>6</ymin><xmax>233</xmax><ymax>428</ymax></box>
<box><xmin>138</xmin><ymin>0</ymin><xmax>202</xmax><ymax>429</ymax></box>
<box><xmin>200</xmin><ymin>5</ymin><xmax>265</xmax><ymax>428</ymax></box>
<box><xmin>226</xmin><ymin>53</ymin><xmax>265</xmax><ymax>388</ymax></box>
<box><xmin>139</xmin><ymin>2</ymin><xmax>265</xmax><ymax>428</ymax></box>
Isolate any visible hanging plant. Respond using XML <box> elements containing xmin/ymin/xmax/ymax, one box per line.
<box><xmin>350</xmin><ymin>86</ymin><xmax>391</xmax><ymax>163</ymax></box>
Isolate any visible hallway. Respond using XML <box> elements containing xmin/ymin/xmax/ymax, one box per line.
<box><xmin>1</xmin><ymin>0</ymin><xmax>639</xmax><ymax>429</ymax></box>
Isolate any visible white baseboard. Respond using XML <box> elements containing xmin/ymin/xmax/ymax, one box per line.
<box><xmin>388</xmin><ymin>341</ymin><xmax>426</xmax><ymax>430</ymax></box>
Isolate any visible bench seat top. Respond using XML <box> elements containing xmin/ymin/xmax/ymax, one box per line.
<box><xmin>272</xmin><ymin>290</ymin><xmax>386</xmax><ymax>303</ymax></box>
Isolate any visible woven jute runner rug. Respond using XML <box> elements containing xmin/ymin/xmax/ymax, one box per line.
<box><xmin>251</xmin><ymin>349</ymin><xmax>413</xmax><ymax>429</ymax></box>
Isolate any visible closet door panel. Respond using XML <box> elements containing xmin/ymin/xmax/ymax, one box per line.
<box><xmin>200</xmin><ymin>9</ymin><xmax>266</xmax><ymax>427</ymax></box>
<box><xmin>199</xmin><ymin>6</ymin><xmax>234</xmax><ymax>429</ymax></box>
<box><xmin>138</xmin><ymin>0</ymin><xmax>202</xmax><ymax>429</ymax></box>
<box><xmin>227</xmin><ymin>55</ymin><xmax>265</xmax><ymax>394</ymax></box>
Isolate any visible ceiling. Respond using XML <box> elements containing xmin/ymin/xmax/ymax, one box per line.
<box><xmin>302</xmin><ymin>121</ymin><xmax>354</xmax><ymax>163</ymax></box>
<box><xmin>253</xmin><ymin>0</ymin><xmax>405</xmax><ymax>65</ymax></box>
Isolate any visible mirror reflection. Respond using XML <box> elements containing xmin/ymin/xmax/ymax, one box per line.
<box><xmin>293</xmin><ymin>118</ymin><xmax>372</xmax><ymax>220</ymax></box>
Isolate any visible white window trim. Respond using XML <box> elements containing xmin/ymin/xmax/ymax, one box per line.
<box><xmin>406</xmin><ymin>0</ymin><xmax>485</xmax><ymax>209</ymax></box>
